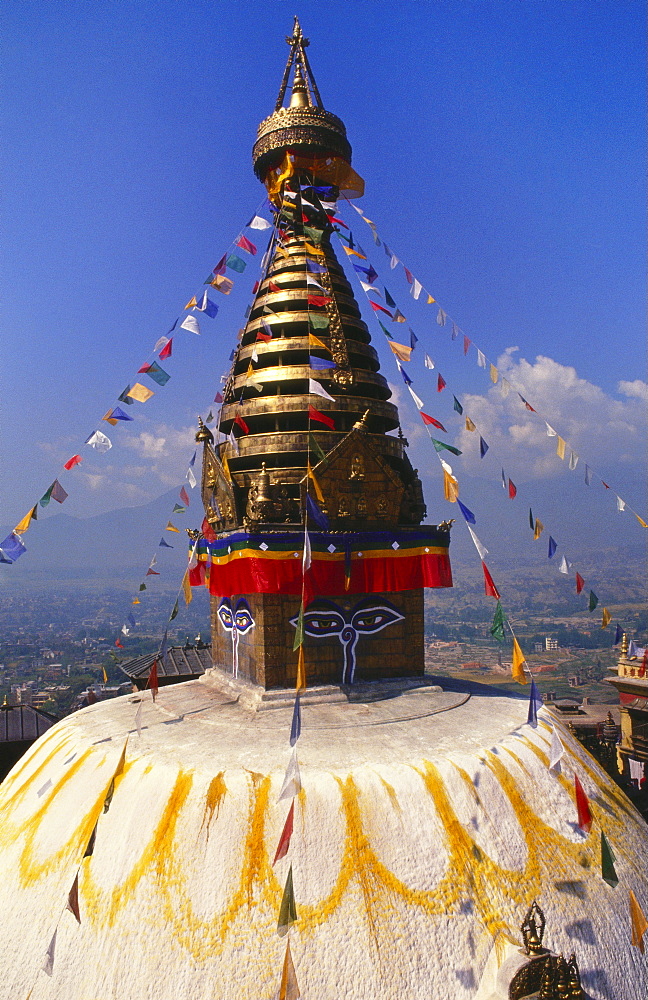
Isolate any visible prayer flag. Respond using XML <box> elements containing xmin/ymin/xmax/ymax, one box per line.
<box><xmin>67</xmin><ymin>872</ymin><xmax>81</xmax><ymax>923</ymax></box>
<box><xmin>390</xmin><ymin>255</ymin><xmax>398</xmax><ymax>269</ymax></box>
<box><xmin>105</xmin><ymin>406</ymin><xmax>134</xmax><ymax>422</ymax></box>
<box><xmin>290</xmin><ymin>694</ymin><xmax>301</xmax><ymax>746</ymax></box>
<box><xmin>343</xmin><ymin>246</ymin><xmax>366</xmax><ymax>259</ymax></box>
<box><xmin>274</xmin><ymin>801</ymin><xmax>295</xmax><ymax>865</ymax></box>
<box><xmin>173</xmin><ymin>504</ymin><xmax>185</xmax><ymax>514</ymax></box>
<box><xmin>512</xmin><ymin>637</ymin><xmax>527</xmax><ymax>684</ymax></box>
<box><xmin>186</xmin><ymin>467</ymin><xmax>197</xmax><ymax>488</ymax></box>
<box><xmin>278</xmin><ymin>749</ymin><xmax>301</xmax><ymax>800</ymax></box>
<box><xmin>601</xmin><ymin>608</ymin><xmax>611</xmax><ymax>628</ymax></box>
<box><xmin>437</xmin><ymin>374</ymin><xmax>446</xmax><ymax>392</ymax></box>
<box><xmin>384</xmin><ymin>288</ymin><xmax>396</xmax><ymax>308</ymax></box>
<box><xmin>388</xmin><ymin>340</ymin><xmax>412</xmax><ymax>362</ymax></box>
<box><xmin>278</xmin><ymin>940</ymin><xmax>300</xmax><ymax>1000</ymax></box>
<box><xmin>277</xmin><ymin>865</ymin><xmax>297</xmax><ymax>935</ymax></box>
<box><xmin>306</xmin><ymin>462</ymin><xmax>324</xmax><ymax>503</ymax></box>
<box><xmin>545</xmin><ymin>422</ymin><xmax>556</xmax><ymax>437</ymax></box>
<box><xmin>482</xmin><ymin>561</ymin><xmax>500</xmax><ymax>599</ymax></box>
<box><xmin>520</xmin><ymin>395</ymin><xmax>535</xmax><ymax>412</ymax></box>
<box><xmin>533</xmin><ymin>518</ymin><xmax>544</xmax><ymax>541</ymax></box>
<box><xmin>309</xmin><ymin>379</ymin><xmax>335</xmax><ymax>402</ymax></box>
<box><xmin>393</xmin><ymin>309</ymin><xmax>406</xmax><ymax>323</ymax></box>
<box><xmin>169</xmin><ymin>599</ymin><xmax>179</xmax><ymax>621</ymax></box>
<box><xmin>85</xmin><ymin>430</ymin><xmax>112</xmax><ymax>452</ymax></box>
<box><xmin>443</xmin><ymin>468</ymin><xmax>459</xmax><ymax>502</ymax></box>
<box><xmin>397</xmin><ymin>361</ymin><xmax>412</xmax><ymax>385</ymax></box>
<box><xmin>145</xmin><ymin>568</ymin><xmax>159</xmax><ymax>577</ymax></box>
<box><xmin>180</xmin><ymin>314</ymin><xmax>201</xmax><ymax>335</ymax></box>
<box><xmin>14</xmin><ymin>508</ymin><xmax>35</xmax><ymax>534</ymax></box>
<box><xmin>501</xmin><ymin>469</ymin><xmax>507</xmax><ymax>489</ymax></box>
<box><xmin>139</xmin><ymin>583</ymin><xmax>146</xmax><ymax>591</ymax></box>
<box><xmin>306</xmin><ymin>493</ymin><xmax>329</xmax><ymax>529</ymax></box>
<box><xmin>424</xmin><ymin>354</ymin><xmax>434</xmax><ymax>369</ymax></box>
<box><xmin>436</xmin><ymin>308</ymin><xmax>447</xmax><ymax>326</ymax></box>
<box><xmin>456</xmin><ymin>499</ymin><xmax>476</xmax><ymax>524</ymax></box>
<box><xmin>614</xmin><ymin>624</ymin><xmax>622</xmax><ymax>645</ymax></box>
<box><xmin>309</xmin><ymin>312</ymin><xmax>329</xmax><ymax>329</ymax></box>
<box><xmin>184</xmin><ymin>296</ymin><xmax>198</xmax><ymax>309</ymax></box>
<box><xmin>527</xmin><ymin>679</ymin><xmax>542</xmax><ymax>727</ymax></box>
<box><xmin>411</xmin><ymin>279</ymin><xmax>422</xmax><ymax>300</ymax></box>
<box><xmin>431</xmin><ymin>438</ymin><xmax>462</xmax><ymax>456</ymax></box>
<box><xmin>630</xmin><ymin>890</ymin><xmax>648</xmax><ymax>952</ymax></box>
<box><xmin>64</xmin><ymin>454</ymin><xmax>82</xmax><ymax>470</ymax></box>
<box><xmin>148</xmin><ymin>660</ymin><xmax>158</xmax><ymax>701</ymax></box>
<box><xmin>182</xmin><ymin>571</ymin><xmax>192</xmax><ymax>605</ymax></box>
<box><xmin>306</xmin><ymin>277</ymin><xmax>325</xmax><ymax>293</ymax></box>
<box><xmin>226</xmin><ymin>253</ymin><xmax>246</xmax><ymax>272</ymax></box>
<box><xmin>370</xmin><ymin>301</ymin><xmax>392</xmax><ymax>316</ymax></box>
<box><xmin>236</xmin><ymin>234</ymin><xmax>257</xmax><ymax>255</ymax></box>
<box><xmin>307</xmin><ymin>258</ymin><xmax>326</xmax><ymax>274</ymax></box>
<box><xmin>529</xmin><ymin>508</ymin><xmax>534</xmax><ymax>530</ymax></box>
<box><xmin>404</xmin><ymin>267</ymin><xmax>414</xmax><ymax>284</ymax></box>
<box><xmin>210</xmin><ymin>274</ymin><xmax>234</xmax><ymax>294</ymax></box>
<box><xmin>634</xmin><ymin>513</ymin><xmax>648</xmax><ymax>528</ymax></box>
<box><xmin>508</xmin><ymin>479</ymin><xmax>517</xmax><ymax>499</ymax></box>
<box><xmin>548</xmin><ymin>536</ymin><xmax>557</xmax><ymax>559</ymax></box>
<box><xmin>600</xmin><ymin>832</ymin><xmax>618</xmax><ymax>887</ymax></box>
<box><xmin>479</xmin><ymin>436</ymin><xmax>489</xmax><ymax>458</ymax></box>
<box><xmin>420</xmin><ymin>413</ymin><xmax>446</xmax><ymax>431</ymax></box>
<box><xmin>407</xmin><ymin>386</ymin><xmax>425</xmax><ymax>410</ymax></box>
<box><xmin>617</xmin><ymin>496</ymin><xmax>626</xmax><ymax>512</ymax></box>
<box><xmin>234</xmin><ymin>414</ymin><xmax>250</xmax><ymax>434</ymax></box>
<box><xmin>308</xmin><ymin>406</ymin><xmax>335</xmax><ymax>430</ymax></box>
<box><xmin>453</xmin><ymin>396</ymin><xmax>463</xmax><ymax>415</ymax></box>
<box><xmin>549</xmin><ymin>726</ymin><xmax>564</xmax><ymax>771</ymax></box>
<box><xmin>128</xmin><ymin>383</ymin><xmax>154</xmax><ymax>402</ymax></box>
<box><xmin>293</xmin><ymin>604</ymin><xmax>304</xmax><ymax>651</ymax></box>
<box><xmin>463</xmin><ymin>336</ymin><xmax>471</xmax><ymax>356</ymax></box>
<box><xmin>558</xmin><ymin>556</ymin><xmax>569</xmax><ymax>574</ymax></box>
<box><xmin>308</xmin><ymin>333</ymin><xmax>328</xmax><ymax>351</ymax></box>
<box><xmin>119</xmin><ymin>385</ymin><xmax>134</xmax><ymax>404</ymax></box>
<box><xmin>477</xmin><ymin>350</ymin><xmax>486</xmax><ymax>367</ymax></box>
<box><xmin>180</xmin><ymin>486</ymin><xmax>190</xmax><ymax>505</ymax></box>
<box><xmin>0</xmin><ymin>531</ymin><xmax>26</xmax><ymax>563</ymax></box>
<box><xmin>42</xmin><ymin>929</ymin><xmax>57</xmax><ymax>977</ymax></box>
<box><xmin>197</xmin><ymin>293</ymin><xmax>218</xmax><ymax>317</ymax></box>
<box><xmin>427</xmin><ymin>294</ymin><xmax>436</xmax><ymax>304</ymax></box>
<box><xmin>574</xmin><ymin>774</ymin><xmax>592</xmax><ymax>833</ymax></box>
<box><xmin>296</xmin><ymin>646</ymin><xmax>306</xmax><ymax>691</ymax></box>
<box><xmin>159</xmin><ymin>538</ymin><xmax>173</xmax><ymax>549</ymax></box>
<box><xmin>576</xmin><ymin>573</ymin><xmax>585</xmax><ymax>594</ymax></box>
<box><xmin>589</xmin><ymin>590</ymin><xmax>599</xmax><ymax>612</ymax></box>
<box><xmin>490</xmin><ymin>601</ymin><xmax>505</xmax><ymax>642</ymax></box>
<box><xmin>359</xmin><ymin>280</ymin><xmax>380</xmax><ymax>294</ymax></box>
<box><xmin>556</xmin><ymin>436</ymin><xmax>566</xmax><ymax>460</ymax></box>
<box><xmin>489</xmin><ymin>364</ymin><xmax>499</xmax><ymax>384</ymax></box>
<box><xmin>569</xmin><ymin>451</ymin><xmax>579</xmax><ymax>470</ymax></box>
<box><xmin>309</xmin><ymin>355</ymin><xmax>337</xmax><ymax>371</ymax></box>
<box><xmin>465</xmin><ymin>417</ymin><xmax>476</xmax><ymax>432</ymax></box>
<box><xmin>102</xmin><ymin>410</ymin><xmax>119</xmax><ymax>426</ymax></box>
<box><xmin>154</xmin><ymin>335</ymin><xmax>169</xmax><ymax>352</ymax></box>
<box><xmin>584</xmin><ymin>464</ymin><xmax>592</xmax><ymax>485</ymax></box>
<box><xmin>307</xmin><ymin>294</ymin><xmax>331</xmax><ymax>307</ymax></box>
<box><xmin>248</xmin><ymin>215</ymin><xmax>271</xmax><ymax>230</ymax></box>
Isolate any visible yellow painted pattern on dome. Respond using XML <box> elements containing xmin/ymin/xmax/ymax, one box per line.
<box><xmin>200</xmin><ymin>772</ymin><xmax>226</xmax><ymax>836</ymax></box>
<box><xmin>0</xmin><ymin>730</ymin><xmax>74</xmax><ymax>813</ymax></box>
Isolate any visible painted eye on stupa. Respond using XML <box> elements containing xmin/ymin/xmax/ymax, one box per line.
<box><xmin>351</xmin><ymin>606</ymin><xmax>404</xmax><ymax>634</ymax></box>
<box><xmin>233</xmin><ymin>602</ymin><xmax>255</xmax><ymax>635</ymax></box>
<box><xmin>218</xmin><ymin>600</ymin><xmax>234</xmax><ymax>631</ymax></box>
<box><xmin>301</xmin><ymin>611</ymin><xmax>346</xmax><ymax>637</ymax></box>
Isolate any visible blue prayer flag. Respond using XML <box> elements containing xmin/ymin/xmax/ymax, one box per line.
<box><xmin>548</xmin><ymin>536</ymin><xmax>557</xmax><ymax>559</ymax></box>
<box><xmin>310</xmin><ymin>356</ymin><xmax>336</xmax><ymax>370</ymax></box>
<box><xmin>203</xmin><ymin>297</ymin><xmax>218</xmax><ymax>318</ymax></box>
<box><xmin>159</xmin><ymin>538</ymin><xmax>174</xmax><ymax>548</ymax></box>
<box><xmin>0</xmin><ymin>532</ymin><xmax>26</xmax><ymax>563</ymax></box>
<box><xmin>189</xmin><ymin>451</ymin><xmax>196</xmax><ymax>467</ymax></box>
<box><xmin>128</xmin><ymin>613</ymin><xmax>136</xmax><ymax>627</ymax></box>
<box><xmin>145</xmin><ymin>363</ymin><xmax>171</xmax><ymax>387</ymax></box>
<box><xmin>527</xmin><ymin>679</ymin><xmax>542</xmax><ymax>727</ymax></box>
<box><xmin>398</xmin><ymin>364</ymin><xmax>412</xmax><ymax>386</ymax></box>
<box><xmin>456</xmin><ymin>499</ymin><xmax>476</xmax><ymax>524</ymax></box>
<box><xmin>306</xmin><ymin>259</ymin><xmax>326</xmax><ymax>274</ymax></box>
<box><xmin>453</xmin><ymin>396</ymin><xmax>463</xmax><ymax>415</ymax></box>
<box><xmin>409</xmin><ymin>328</ymin><xmax>418</xmax><ymax>350</ymax></box>
<box><xmin>479</xmin><ymin>436</ymin><xmax>489</xmax><ymax>459</ymax></box>
<box><xmin>306</xmin><ymin>493</ymin><xmax>329</xmax><ymax>530</ymax></box>
<box><xmin>384</xmin><ymin>288</ymin><xmax>396</xmax><ymax>308</ymax></box>
<box><xmin>614</xmin><ymin>623</ymin><xmax>622</xmax><ymax>645</ymax></box>
<box><xmin>109</xmin><ymin>407</ymin><xmax>134</xmax><ymax>421</ymax></box>
<box><xmin>226</xmin><ymin>254</ymin><xmax>246</xmax><ymax>273</ymax></box>
<box><xmin>290</xmin><ymin>694</ymin><xmax>301</xmax><ymax>746</ymax></box>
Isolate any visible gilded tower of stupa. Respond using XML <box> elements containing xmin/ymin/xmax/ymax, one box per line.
<box><xmin>196</xmin><ymin>18</ymin><xmax>451</xmax><ymax>689</ymax></box>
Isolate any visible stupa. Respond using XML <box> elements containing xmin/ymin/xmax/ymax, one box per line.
<box><xmin>0</xmin><ymin>20</ymin><xmax>646</xmax><ymax>1000</ymax></box>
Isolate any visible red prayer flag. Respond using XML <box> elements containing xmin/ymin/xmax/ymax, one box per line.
<box><xmin>138</xmin><ymin>363</ymin><xmax>151</xmax><ymax>374</ymax></box>
<box><xmin>574</xmin><ymin>774</ymin><xmax>592</xmax><ymax>833</ymax></box>
<box><xmin>148</xmin><ymin>660</ymin><xmax>159</xmax><ymax>702</ymax></box>
<box><xmin>268</xmin><ymin>281</ymin><xmax>281</xmax><ymax>292</ymax></box>
<box><xmin>213</xmin><ymin>255</ymin><xmax>227</xmax><ymax>275</ymax></box>
<box><xmin>639</xmin><ymin>650</ymin><xmax>648</xmax><ymax>678</ymax></box>
<box><xmin>508</xmin><ymin>479</ymin><xmax>517</xmax><ymax>499</ymax></box>
<box><xmin>437</xmin><ymin>374</ymin><xmax>446</xmax><ymax>392</ymax></box>
<box><xmin>482</xmin><ymin>561</ymin><xmax>501</xmax><ymax>599</ymax></box>
<box><xmin>420</xmin><ymin>413</ymin><xmax>446</xmax><ymax>431</ymax></box>
<box><xmin>201</xmin><ymin>517</ymin><xmax>217</xmax><ymax>543</ymax></box>
<box><xmin>146</xmin><ymin>568</ymin><xmax>160</xmax><ymax>576</ymax></box>
<box><xmin>115</xmin><ymin>638</ymin><xmax>124</xmax><ymax>648</ymax></box>
<box><xmin>307</xmin><ymin>294</ymin><xmax>330</xmax><ymax>307</ymax></box>
<box><xmin>159</xmin><ymin>338</ymin><xmax>173</xmax><ymax>360</ymax></box>
<box><xmin>214</xmin><ymin>392</ymin><xmax>223</xmax><ymax>403</ymax></box>
<box><xmin>308</xmin><ymin>405</ymin><xmax>335</xmax><ymax>430</ymax></box>
<box><xmin>326</xmin><ymin>214</ymin><xmax>348</xmax><ymax>228</ymax></box>
<box><xmin>602</xmin><ymin>481</ymin><xmax>610</xmax><ymax>489</ymax></box>
<box><xmin>463</xmin><ymin>336</ymin><xmax>471</xmax><ymax>356</ymax></box>
<box><xmin>252</xmin><ymin>281</ymin><xmax>260</xmax><ymax>294</ymax></box>
<box><xmin>575</xmin><ymin>572</ymin><xmax>585</xmax><ymax>594</ymax></box>
<box><xmin>370</xmin><ymin>301</ymin><xmax>392</xmax><ymax>316</ymax></box>
<box><xmin>63</xmin><ymin>454</ymin><xmax>82</xmax><ymax>471</ymax></box>
<box><xmin>403</xmin><ymin>267</ymin><xmax>414</xmax><ymax>284</ymax></box>
<box><xmin>236</xmin><ymin>234</ymin><xmax>257</xmax><ymax>255</ymax></box>
<box><xmin>257</xmin><ymin>330</ymin><xmax>272</xmax><ymax>342</ymax></box>
<box><xmin>180</xmin><ymin>486</ymin><xmax>190</xmax><ymax>506</ymax></box>
<box><xmin>273</xmin><ymin>801</ymin><xmax>295</xmax><ymax>865</ymax></box>
<box><xmin>234</xmin><ymin>414</ymin><xmax>250</xmax><ymax>434</ymax></box>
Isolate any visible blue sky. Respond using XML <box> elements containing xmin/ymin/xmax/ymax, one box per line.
<box><xmin>1</xmin><ymin>1</ymin><xmax>645</xmax><ymax>592</ymax></box>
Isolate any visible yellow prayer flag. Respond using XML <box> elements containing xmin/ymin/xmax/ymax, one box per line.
<box><xmin>166</xmin><ymin>521</ymin><xmax>179</xmax><ymax>533</ymax></box>
<box><xmin>128</xmin><ymin>383</ymin><xmax>154</xmax><ymax>403</ymax></box>
<box><xmin>489</xmin><ymin>364</ymin><xmax>499</xmax><ymax>384</ymax></box>
<box><xmin>182</xmin><ymin>571</ymin><xmax>193</xmax><ymax>606</ymax></box>
<box><xmin>601</xmin><ymin>608</ymin><xmax>611</xmax><ymax>628</ymax></box>
<box><xmin>210</xmin><ymin>274</ymin><xmax>233</xmax><ymax>294</ymax></box>
<box><xmin>511</xmin><ymin>637</ymin><xmax>528</xmax><ymax>685</ymax></box>
<box><xmin>533</xmin><ymin>518</ymin><xmax>544</xmax><ymax>541</ymax></box>
<box><xmin>426</xmin><ymin>294</ymin><xmax>436</xmax><ymax>304</ymax></box>
<box><xmin>388</xmin><ymin>340</ymin><xmax>412</xmax><ymax>363</ymax></box>
<box><xmin>465</xmin><ymin>417</ymin><xmax>476</xmax><ymax>432</ymax></box>
<box><xmin>443</xmin><ymin>469</ymin><xmax>459</xmax><ymax>502</ymax></box>
<box><xmin>635</xmin><ymin>513</ymin><xmax>648</xmax><ymax>528</ymax></box>
<box><xmin>309</xmin><ymin>333</ymin><xmax>328</xmax><ymax>351</ymax></box>
<box><xmin>102</xmin><ymin>666</ymin><xmax>108</xmax><ymax>684</ymax></box>
<box><xmin>14</xmin><ymin>508</ymin><xmax>35</xmax><ymax>534</ymax></box>
<box><xmin>221</xmin><ymin>453</ymin><xmax>232</xmax><ymax>482</ymax></box>
<box><xmin>342</xmin><ymin>246</ymin><xmax>366</xmax><ymax>260</ymax></box>
<box><xmin>556</xmin><ymin>436</ymin><xmax>566</xmax><ymax>460</ymax></box>
<box><xmin>362</xmin><ymin>216</ymin><xmax>374</xmax><ymax>225</ymax></box>
<box><xmin>102</xmin><ymin>410</ymin><xmax>119</xmax><ymax>426</ymax></box>
<box><xmin>296</xmin><ymin>646</ymin><xmax>306</xmax><ymax>692</ymax></box>
<box><xmin>184</xmin><ymin>296</ymin><xmax>198</xmax><ymax>310</ymax></box>
<box><xmin>304</xmin><ymin>241</ymin><xmax>324</xmax><ymax>257</ymax></box>
<box><xmin>630</xmin><ymin>889</ymin><xmax>648</xmax><ymax>952</ymax></box>
<box><xmin>275</xmin><ymin>245</ymin><xmax>290</xmax><ymax>259</ymax></box>
<box><xmin>132</xmin><ymin>598</ymin><xmax>141</xmax><ymax>605</ymax></box>
<box><xmin>279</xmin><ymin>939</ymin><xmax>300</xmax><ymax>1000</ymax></box>
<box><xmin>307</xmin><ymin>462</ymin><xmax>324</xmax><ymax>503</ymax></box>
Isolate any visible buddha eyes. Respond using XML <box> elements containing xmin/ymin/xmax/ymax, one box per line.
<box><xmin>301</xmin><ymin>612</ymin><xmax>346</xmax><ymax>636</ymax></box>
<box><xmin>351</xmin><ymin>607</ymin><xmax>403</xmax><ymax>633</ymax></box>
<box><xmin>234</xmin><ymin>607</ymin><xmax>254</xmax><ymax>634</ymax></box>
<box><xmin>290</xmin><ymin>604</ymin><xmax>404</xmax><ymax>638</ymax></box>
<box><xmin>218</xmin><ymin>603</ymin><xmax>234</xmax><ymax>629</ymax></box>
<box><xmin>218</xmin><ymin>600</ymin><xmax>255</xmax><ymax>634</ymax></box>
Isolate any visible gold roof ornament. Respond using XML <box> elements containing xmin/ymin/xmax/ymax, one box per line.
<box><xmin>195</xmin><ymin>416</ymin><xmax>214</xmax><ymax>444</ymax></box>
<box><xmin>522</xmin><ymin>899</ymin><xmax>546</xmax><ymax>955</ymax></box>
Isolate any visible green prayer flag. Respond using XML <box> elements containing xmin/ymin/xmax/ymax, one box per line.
<box><xmin>529</xmin><ymin>508</ymin><xmax>534</xmax><ymax>530</ymax></box>
<box><xmin>309</xmin><ymin>313</ymin><xmax>330</xmax><ymax>329</ymax></box>
<box><xmin>169</xmin><ymin>599</ymin><xmax>179</xmax><ymax>622</ymax></box>
<box><xmin>293</xmin><ymin>604</ymin><xmax>305</xmax><ymax>651</ymax></box>
<box><xmin>431</xmin><ymin>438</ymin><xmax>462</xmax><ymax>456</ymax></box>
<box><xmin>277</xmin><ymin>865</ymin><xmax>297</xmax><ymax>935</ymax></box>
<box><xmin>303</xmin><ymin>226</ymin><xmax>322</xmax><ymax>245</ymax></box>
<box><xmin>378</xmin><ymin>321</ymin><xmax>392</xmax><ymax>339</ymax></box>
<box><xmin>589</xmin><ymin>590</ymin><xmax>599</xmax><ymax>612</ymax></box>
<box><xmin>39</xmin><ymin>484</ymin><xmax>54</xmax><ymax>508</ymax></box>
<box><xmin>453</xmin><ymin>396</ymin><xmax>463</xmax><ymax>415</ymax></box>
<box><xmin>309</xmin><ymin>433</ymin><xmax>327</xmax><ymax>464</ymax></box>
<box><xmin>139</xmin><ymin>583</ymin><xmax>146</xmax><ymax>592</ymax></box>
<box><xmin>145</xmin><ymin>363</ymin><xmax>170</xmax><ymax>386</ymax></box>
<box><xmin>601</xmin><ymin>832</ymin><xmax>618</xmax><ymax>887</ymax></box>
<box><xmin>490</xmin><ymin>601</ymin><xmax>505</xmax><ymax>642</ymax></box>
<box><xmin>172</xmin><ymin>504</ymin><xmax>185</xmax><ymax>514</ymax></box>
<box><xmin>226</xmin><ymin>254</ymin><xmax>246</xmax><ymax>273</ymax></box>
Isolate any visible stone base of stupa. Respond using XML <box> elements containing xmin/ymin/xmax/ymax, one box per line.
<box><xmin>0</xmin><ymin>670</ymin><xmax>645</xmax><ymax>999</ymax></box>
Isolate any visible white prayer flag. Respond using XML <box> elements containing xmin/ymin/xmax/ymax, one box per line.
<box><xmin>558</xmin><ymin>556</ymin><xmax>569</xmax><ymax>574</ymax></box>
<box><xmin>424</xmin><ymin>354</ymin><xmax>435</xmax><ymax>370</ymax></box>
<box><xmin>476</xmin><ymin>349</ymin><xmax>486</xmax><ymax>367</ymax></box>
<box><xmin>617</xmin><ymin>496</ymin><xmax>626</xmax><ymax>512</ymax></box>
<box><xmin>228</xmin><ymin>431</ymin><xmax>239</xmax><ymax>455</ymax></box>
<box><xmin>569</xmin><ymin>451</ymin><xmax>579</xmax><ymax>470</ymax></box>
<box><xmin>186</xmin><ymin>467</ymin><xmax>197</xmax><ymax>488</ymax></box>
<box><xmin>251</xmin><ymin>347</ymin><xmax>258</xmax><ymax>363</ymax></box>
<box><xmin>440</xmin><ymin>459</ymin><xmax>453</xmax><ymax>475</ymax></box>
<box><xmin>306</xmin><ymin>275</ymin><xmax>326</xmax><ymax>292</ymax></box>
<box><xmin>302</xmin><ymin>530</ymin><xmax>311</xmax><ymax>572</ymax></box>
<box><xmin>500</xmin><ymin>378</ymin><xmax>510</xmax><ymax>398</ymax></box>
<box><xmin>349</xmin><ymin>201</ymin><xmax>363</xmax><ymax>215</ymax></box>
<box><xmin>359</xmin><ymin>280</ymin><xmax>380</xmax><ymax>295</ymax></box>
<box><xmin>180</xmin><ymin>315</ymin><xmax>201</xmax><ymax>335</ymax></box>
<box><xmin>154</xmin><ymin>336</ymin><xmax>169</xmax><ymax>352</ymax></box>
<box><xmin>42</xmin><ymin>929</ymin><xmax>57</xmax><ymax>976</ymax></box>
<box><xmin>278</xmin><ymin>749</ymin><xmax>302</xmax><ymax>800</ymax></box>
<box><xmin>85</xmin><ymin>430</ymin><xmax>112</xmax><ymax>452</ymax></box>
<box><xmin>467</xmin><ymin>525</ymin><xmax>488</xmax><ymax>561</ymax></box>
<box><xmin>390</xmin><ymin>255</ymin><xmax>399</xmax><ymax>269</ymax></box>
<box><xmin>249</xmin><ymin>215</ymin><xmax>271</xmax><ymax>230</ymax></box>
<box><xmin>437</xmin><ymin>308</ymin><xmax>447</xmax><ymax>327</ymax></box>
<box><xmin>584</xmin><ymin>464</ymin><xmax>592</xmax><ymax>485</ymax></box>
<box><xmin>549</xmin><ymin>726</ymin><xmax>564</xmax><ymax>771</ymax></box>
<box><xmin>309</xmin><ymin>379</ymin><xmax>335</xmax><ymax>401</ymax></box>
<box><xmin>411</xmin><ymin>279</ymin><xmax>422</xmax><ymax>300</ymax></box>
<box><xmin>545</xmin><ymin>422</ymin><xmax>557</xmax><ymax>437</ymax></box>
<box><xmin>407</xmin><ymin>386</ymin><xmax>425</xmax><ymax>410</ymax></box>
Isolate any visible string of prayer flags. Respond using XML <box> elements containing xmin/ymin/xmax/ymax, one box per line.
<box><xmin>180</xmin><ymin>315</ymin><xmax>201</xmax><ymax>335</ymax></box>
<box><xmin>273</xmin><ymin>801</ymin><xmax>295</xmax><ymax>865</ymax></box>
<box><xmin>511</xmin><ymin>636</ymin><xmax>528</xmax><ymax>684</ymax></box>
<box><xmin>85</xmin><ymin>430</ymin><xmax>112</xmax><ymax>452</ymax></box>
<box><xmin>308</xmin><ymin>406</ymin><xmax>335</xmax><ymax>430</ymax></box>
<box><xmin>601</xmin><ymin>832</ymin><xmax>618</xmax><ymax>887</ymax></box>
<box><xmin>127</xmin><ymin>383</ymin><xmax>155</xmax><ymax>403</ymax></box>
<box><xmin>482</xmin><ymin>562</ymin><xmax>500</xmax><ymax>599</ymax></box>
<box><xmin>527</xmin><ymin>678</ymin><xmax>542</xmax><ymax>727</ymax></box>
<box><xmin>630</xmin><ymin>890</ymin><xmax>648</xmax><ymax>952</ymax></box>
<box><xmin>601</xmin><ymin>608</ymin><xmax>611</xmax><ymax>628</ymax></box>
<box><xmin>420</xmin><ymin>413</ymin><xmax>446</xmax><ymax>431</ymax></box>
<box><xmin>549</xmin><ymin>726</ymin><xmax>564</xmax><ymax>771</ymax></box>
<box><xmin>548</xmin><ymin>536</ymin><xmax>557</xmax><ymax>559</ymax></box>
<box><xmin>279</xmin><ymin>749</ymin><xmax>302</xmax><ymax>800</ymax></box>
<box><xmin>63</xmin><ymin>454</ymin><xmax>82</xmax><ymax>470</ymax></box>
<box><xmin>277</xmin><ymin>865</ymin><xmax>297</xmax><ymax>936</ymax></box>
<box><xmin>290</xmin><ymin>695</ymin><xmax>301</xmax><ymax>746</ymax></box>
<box><xmin>479</xmin><ymin>436</ymin><xmax>489</xmax><ymax>458</ymax></box>
<box><xmin>589</xmin><ymin>590</ymin><xmax>599</xmax><ymax>612</ymax></box>
<box><xmin>278</xmin><ymin>940</ymin><xmax>300</xmax><ymax>1000</ymax></box>
<box><xmin>66</xmin><ymin>872</ymin><xmax>81</xmax><ymax>923</ymax></box>
<box><xmin>574</xmin><ymin>774</ymin><xmax>592</xmax><ymax>833</ymax></box>
<box><xmin>490</xmin><ymin>601</ymin><xmax>505</xmax><ymax>642</ymax></box>
<box><xmin>430</xmin><ymin>438</ymin><xmax>462</xmax><ymax>456</ymax></box>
